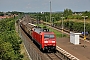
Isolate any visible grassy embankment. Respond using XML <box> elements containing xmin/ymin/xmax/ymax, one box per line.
<box><xmin>15</xmin><ymin>19</ymin><xmax>30</xmax><ymax>60</ymax></box>
<box><xmin>20</xmin><ymin>43</ymin><xmax>29</xmax><ymax>60</ymax></box>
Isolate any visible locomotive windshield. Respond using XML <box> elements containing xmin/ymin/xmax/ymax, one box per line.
<box><xmin>44</xmin><ymin>34</ymin><xmax>54</xmax><ymax>38</ymax></box>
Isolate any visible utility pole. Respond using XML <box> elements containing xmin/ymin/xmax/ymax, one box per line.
<box><xmin>82</xmin><ymin>16</ymin><xmax>88</xmax><ymax>40</ymax></box>
<box><xmin>61</xmin><ymin>16</ymin><xmax>65</xmax><ymax>38</ymax></box>
<box><xmin>61</xmin><ymin>17</ymin><xmax>64</xmax><ymax>32</ymax></box>
<box><xmin>50</xmin><ymin>1</ymin><xmax>52</xmax><ymax>25</ymax></box>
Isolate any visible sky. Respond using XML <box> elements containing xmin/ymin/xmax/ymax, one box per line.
<box><xmin>0</xmin><ymin>0</ymin><xmax>90</xmax><ymax>12</ymax></box>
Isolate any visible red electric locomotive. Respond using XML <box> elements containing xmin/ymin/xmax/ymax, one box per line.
<box><xmin>20</xmin><ymin>20</ymin><xmax>56</xmax><ymax>52</ymax></box>
<box><xmin>31</xmin><ymin>27</ymin><xmax>56</xmax><ymax>52</ymax></box>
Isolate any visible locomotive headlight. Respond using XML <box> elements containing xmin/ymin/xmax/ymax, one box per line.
<box><xmin>44</xmin><ymin>41</ymin><xmax>48</xmax><ymax>43</ymax></box>
<box><xmin>44</xmin><ymin>44</ymin><xmax>47</xmax><ymax>46</ymax></box>
<box><xmin>52</xmin><ymin>41</ymin><xmax>55</xmax><ymax>43</ymax></box>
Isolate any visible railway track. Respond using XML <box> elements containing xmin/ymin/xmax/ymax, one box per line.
<box><xmin>46</xmin><ymin>52</ymin><xmax>62</xmax><ymax>60</ymax></box>
<box><xmin>45</xmin><ymin>48</ymin><xmax>79</xmax><ymax>60</ymax></box>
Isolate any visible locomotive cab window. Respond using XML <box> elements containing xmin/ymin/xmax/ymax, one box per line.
<box><xmin>44</xmin><ymin>34</ymin><xmax>54</xmax><ymax>39</ymax></box>
<box><xmin>50</xmin><ymin>35</ymin><xmax>54</xmax><ymax>38</ymax></box>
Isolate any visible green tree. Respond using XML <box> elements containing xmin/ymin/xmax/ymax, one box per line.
<box><xmin>64</xmin><ymin>8</ymin><xmax>73</xmax><ymax>19</ymax></box>
<box><xmin>83</xmin><ymin>11</ymin><xmax>90</xmax><ymax>19</ymax></box>
<box><xmin>0</xmin><ymin>17</ymin><xmax>23</xmax><ymax>60</ymax></box>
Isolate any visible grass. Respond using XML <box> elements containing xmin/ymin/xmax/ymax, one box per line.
<box><xmin>67</xmin><ymin>19</ymin><xmax>90</xmax><ymax>23</ymax></box>
<box><xmin>57</xmin><ymin>19</ymin><xmax>90</xmax><ymax>23</ymax></box>
<box><xmin>48</xmin><ymin>27</ymin><xmax>67</xmax><ymax>38</ymax></box>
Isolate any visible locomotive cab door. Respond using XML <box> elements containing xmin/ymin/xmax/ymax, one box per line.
<box><xmin>40</xmin><ymin>35</ymin><xmax>42</xmax><ymax>49</ymax></box>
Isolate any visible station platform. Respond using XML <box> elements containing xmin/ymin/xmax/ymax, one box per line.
<box><xmin>56</xmin><ymin>37</ymin><xmax>90</xmax><ymax>60</ymax></box>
